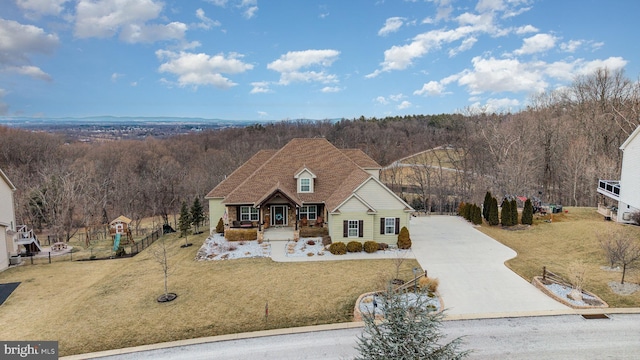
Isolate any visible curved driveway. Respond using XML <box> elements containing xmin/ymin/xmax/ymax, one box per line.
<box><xmin>410</xmin><ymin>216</ymin><xmax>568</xmax><ymax>316</ymax></box>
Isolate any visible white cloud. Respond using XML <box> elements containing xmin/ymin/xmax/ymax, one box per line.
<box><xmin>378</xmin><ymin>17</ymin><xmax>405</xmax><ymax>36</ymax></box>
<box><xmin>74</xmin><ymin>0</ymin><xmax>186</xmax><ymax>43</ymax></box>
<box><xmin>414</xmin><ymin>81</ymin><xmax>446</xmax><ymax>96</ymax></box>
<box><xmin>560</xmin><ymin>40</ymin><xmax>583</xmax><ymax>53</ymax></box>
<box><xmin>389</xmin><ymin>93</ymin><xmax>404</xmax><ymax>102</ymax></box>
<box><xmin>111</xmin><ymin>72</ymin><xmax>124</xmax><ymax>82</ymax></box>
<box><xmin>575</xmin><ymin>57</ymin><xmax>627</xmax><ymax>76</ymax></box>
<box><xmin>321</xmin><ymin>86</ymin><xmax>341</xmax><ymax>93</ymax></box>
<box><xmin>0</xmin><ymin>19</ymin><xmax>58</xmax><ymax>80</ymax></box>
<box><xmin>16</xmin><ymin>0</ymin><xmax>71</xmax><ymax>18</ymax></box>
<box><xmin>514</xmin><ymin>33</ymin><xmax>557</xmax><ymax>55</ymax></box>
<box><xmin>239</xmin><ymin>0</ymin><xmax>258</xmax><ymax>19</ymax></box>
<box><xmin>156</xmin><ymin>50</ymin><xmax>254</xmax><ymax>89</ymax></box>
<box><xmin>257</xmin><ymin>111</ymin><xmax>268</xmax><ymax>117</ymax></box>
<box><xmin>515</xmin><ymin>25</ymin><xmax>538</xmax><ymax>34</ymax></box>
<box><xmin>207</xmin><ymin>0</ymin><xmax>228</xmax><ymax>6</ymax></box>
<box><xmin>470</xmin><ymin>97</ymin><xmax>521</xmax><ymax>113</ymax></box>
<box><xmin>267</xmin><ymin>49</ymin><xmax>340</xmax><ymax>85</ymax></box>
<box><xmin>449</xmin><ymin>36</ymin><xmax>477</xmax><ymax>57</ymax></box>
<box><xmin>397</xmin><ymin>100</ymin><xmax>411</xmax><ymax>109</ymax></box>
<box><xmin>374</xmin><ymin>96</ymin><xmax>389</xmax><ymax>105</ymax></box>
<box><xmin>130</xmin><ymin>81</ymin><xmax>138</xmax><ymax>86</ymax></box>
<box><xmin>250</xmin><ymin>81</ymin><xmax>271</xmax><ymax>94</ymax></box>
<box><xmin>457</xmin><ymin>56</ymin><xmax>548</xmax><ymax>94</ymax></box>
<box><xmin>196</xmin><ymin>8</ymin><xmax>221</xmax><ymax>30</ymax></box>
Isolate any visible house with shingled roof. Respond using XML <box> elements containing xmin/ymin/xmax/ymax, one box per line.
<box><xmin>206</xmin><ymin>138</ymin><xmax>413</xmax><ymax>242</ymax></box>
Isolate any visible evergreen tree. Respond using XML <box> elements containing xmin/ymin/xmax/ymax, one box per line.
<box><xmin>522</xmin><ymin>198</ymin><xmax>534</xmax><ymax>225</ymax></box>
<box><xmin>488</xmin><ymin>197</ymin><xmax>499</xmax><ymax>226</ymax></box>
<box><xmin>190</xmin><ymin>197</ymin><xmax>205</xmax><ymax>234</ymax></box>
<box><xmin>501</xmin><ymin>198</ymin><xmax>512</xmax><ymax>226</ymax></box>
<box><xmin>510</xmin><ymin>199</ymin><xmax>518</xmax><ymax>226</ymax></box>
<box><xmin>473</xmin><ymin>204</ymin><xmax>483</xmax><ymax>225</ymax></box>
<box><xmin>483</xmin><ymin>191</ymin><xmax>492</xmax><ymax>221</ymax></box>
<box><xmin>397</xmin><ymin>226</ymin><xmax>412</xmax><ymax>249</ymax></box>
<box><xmin>354</xmin><ymin>286</ymin><xmax>469</xmax><ymax>360</ymax></box>
<box><xmin>178</xmin><ymin>201</ymin><xmax>192</xmax><ymax>247</ymax></box>
<box><xmin>216</xmin><ymin>217</ymin><xmax>225</xmax><ymax>233</ymax></box>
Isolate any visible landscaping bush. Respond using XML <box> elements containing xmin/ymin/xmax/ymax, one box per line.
<box><xmin>397</xmin><ymin>226</ymin><xmax>411</xmax><ymax>249</ymax></box>
<box><xmin>378</xmin><ymin>242</ymin><xmax>389</xmax><ymax>251</ymax></box>
<box><xmin>521</xmin><ymin>198</ymin><xmax>533</xmax><ymax>225</ymax></box>
<box><xmin>363</xmin><ymin>241</ymin><xmax>378</xmax><ymax>253</ymax></box>
<box><xmin>418</xmin><ymin>276</ymin><xmax>439</xmax><ymax>293</ymax></box>
<box><xmin>329</xmin><ymin>242</ymin><xmax>347</xmax><ymax>255</ymax></box>
<box><xmin>300</xmin><ymin>226</ymin><xmax>328</xmax><ymax>238</ymax></box>
<box><xmin>347</xmin><ymin>241</ymin><xmax>363</xmax><ymax>253</ymax></box>
<box><xmin>501</xmin><ymin>198</ymin><xmax>512</xmax><ymax>226</ymax></box>
<box><xmin>225</xmin><ymin>229</ymin><xmax>257</xmax><ymax>241</ymax></box>
<box><xmin>488</xmin><ymin>197</ymin><xmax>499</xmax><ymax>226</ymax></box>
<box><xmin>216</xmin><ymin>217</ymin><xmax>224</xmax><ymax>233</ymax></box>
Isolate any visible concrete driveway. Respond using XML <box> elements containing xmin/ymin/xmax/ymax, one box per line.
<box><xmin>410</xmin><ymin>216</ymin><xmax>568</xmax><ymax>316</ymax></box>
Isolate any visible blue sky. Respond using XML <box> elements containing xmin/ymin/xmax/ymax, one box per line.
<box><xmin>0</xmin><ymin>0</ymin><xmax>637</xmax><ymax>120</ymax></box>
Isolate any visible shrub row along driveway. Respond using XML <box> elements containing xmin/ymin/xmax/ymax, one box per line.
<box><xmin>410</xmin><ymin>216</ymin><xmax>568</xmax><ymax>316</ymax></box>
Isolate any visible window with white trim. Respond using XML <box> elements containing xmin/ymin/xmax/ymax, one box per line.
<box><xmin>299</xmin><ymin>205</ymin><xmax>317</xmax><ymax>220</ymax></box>
<box><xmin>384</xmin><ymin>217</ymin><xmax>396</xmax><ymax>235</ymax></box>
<box><xmin>240</xmin><ymin>206</ymin><xmax>259</xmax><ymax>221</ymax></box>
<box><xmin>300</xmin><ymin>178</ymin><xmax>311</xmax><ymax>192</ymax></box>
<box><xmin>348</xmin><ymin>220</ymin><xmax>359</xmax><ymax>237</ymax></box>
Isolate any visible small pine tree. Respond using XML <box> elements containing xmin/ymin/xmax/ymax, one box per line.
<box><xmin>216</xmin><ymin>217</ymin><xmax>224</xmax><ymax>233</ymax></box>
<box><xmin>510</xmin><ymin>199</ymin><xmax>518</xmax><ymax>225</ymax></box>
<box><xmin>473</xmin><ymin>204</ymin><xmax>483</xmax><ymax>225</ymax></box>
<box><xmin>463</xmin><ymin>203</ymin><xmax>472</xmax><ymax>221</ymax></box>
<box><xmin>501</xmin><ymin>198</ymin><xmax>512</xmax><ymax>226</ymax></box>
<box><xmin>178</xmin><ymin>201</ymin><xmax>192</xmax><ymax>246</ymax></box>
<box><xmin>354</xmin><ymin>286</ymin><xmax>469</xmax><ymax>360</ymax></box>
<box><xmin>522</xmin><ymin>198</ymin><xmax>533</xmax><ymax>225</ymax></box>
<box><xmin>483</xmin><ymin>191</ymin><xmax>492</xmax><ymax>221</ymax></box>
<box><xmin>190</xmin><ymin>197</ymin><xmax>205</xmax><ymax>234</ymax></box>
<box><xmin>488</xmin><ymin>197</ymin><xmax>499</xmax><ymax>226</ymax></box>
<box><xmin>458</xmin><ymin>201</ymin><xmax>465</xmax><ymax>216</ymax></box>
<box><xmin>397</xmin><ymin>226</ymin><xmax>412</xmax><ymax>249</ymax></box>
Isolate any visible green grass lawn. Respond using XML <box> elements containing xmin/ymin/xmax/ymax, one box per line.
<box><xmin>0</xmin><ymin>231</ymin><xmax>420</xmax><ymax>356</ymax></box>
<box><xmin>478</xmin><ymin>207</ymin><xmax>640</xmax><ymax>308</ymax></box>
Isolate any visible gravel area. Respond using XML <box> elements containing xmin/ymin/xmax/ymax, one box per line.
<box><xmin>608</xmin><ymin>281</ymin><xmax>640</xmax><ymax>295</ymax></box>
<box><xmin>544</xmin><ymin>283</ymin><xmax>601</xmax><ymax>307</ymax></box>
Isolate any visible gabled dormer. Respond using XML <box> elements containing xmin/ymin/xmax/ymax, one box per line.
<box><xmin>294</xmin><ymin>167</ymin><xmax>316</xmax><ymax>193</ymax></box>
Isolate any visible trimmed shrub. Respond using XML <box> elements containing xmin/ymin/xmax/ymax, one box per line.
<box><xmin>363</xmin><ymin>241</ymin><xmax>378</xmax><ymax>253</ymax></box>
<box><xmin>501</xmin><ymin>198</ymin><xmax>512</xmax><ymax>226</ymax></box>
<box><xmin>329</xmin><ymin>242</ymin><xmax>347</xmax><ymax>255</ymax></box>
<box><xmin>510</xmin><ymin>199</ymin><xmax>518</xmax><ymax>225</ymax></box>
<box><xmin>216</xmin><ymin>217</ymin><xmax>224</xmax><ymax>233</ymax></box>
<box><xmin>521</xmin><ymin>198</ymin><xmax>533</xmax><ymax>225</ymax></box>
<box><xmin>378</xmin><ymin>242</ymin><xmax>389</xmax><ymax>251</ymax></box>
<box><xmin>488</xmin><ymin>197</ymin><xmax>499</xmax><ymax>226</ymax></box>
<box><xmin>225</xmin><ymin>228</ymin><xmax>258</xmax><ymax>241</ymax></box>
<box><xmin>458</xmin><ymin>201</ymin><xmax>465</xmax><ymax>216</ymax></box>
<box><xmin>300</xmin><ymin>226</ymin><xmax>328</xmax><ymax>237</ymax></box>
<box><xmin>347</xmin><ymin>241</ymin><xmax>363</xmax><ymax>253</ymax></box>
<box><xmin>397</xmin><ymin>226</ymin><xmax>412</xmax><ymax>249</ymax></box>
<box><xmin>418</xmin><ymin>276</ymin><xmax>439</xmax><ymax>293</ymax></box>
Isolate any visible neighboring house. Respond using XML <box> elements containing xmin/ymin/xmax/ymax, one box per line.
<box><xmin>597</xmin><ymin>126</ymin><xmax>640</xmax><ymax>223</ymax></box>
<box><xmin>206</xmin><ymin>138</ymin><xmax>413</xmax><ymax>242</ymax></box>
<box><xmin>0</xmin><ymin>168</ymin><xmax>18</xmax><ymax>271</ymax></box>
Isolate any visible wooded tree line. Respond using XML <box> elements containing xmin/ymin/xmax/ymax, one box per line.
<box><xmin>0</xmin><ymin>68</ymin><xmax>637</xmax><ymax>240</ymax></box>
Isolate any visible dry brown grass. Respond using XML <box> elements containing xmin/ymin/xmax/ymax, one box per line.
<box><xmin>0</xmin><ymin>230</ymin><xmax>420</xmax><ymax>356</ymax></box>
<box><xmin>478</xmin><ymin>207</ymin><xmax>640</xmax><ymax>307</ymax></box>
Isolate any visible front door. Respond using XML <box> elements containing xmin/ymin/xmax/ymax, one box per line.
<box><xmin>271</xmin><ymin>205</ymin><xmax>287</xmax><ymax>226</ymax></box>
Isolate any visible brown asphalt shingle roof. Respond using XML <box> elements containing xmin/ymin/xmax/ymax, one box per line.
<box><xmin>206</xmin><ymin>138</ymin><xmax>381</xmax><ymax>212</ymax></box>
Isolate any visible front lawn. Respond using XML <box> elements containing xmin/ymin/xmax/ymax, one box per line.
<box><xmin>478</xmin><ymin>207</ymin><xmax>640</xmax><ymax>307</ymax></box>
<box><xmin>0</xmin><ymin>231</ymin><xmax>420</xmax><ymax>356</ymax></box>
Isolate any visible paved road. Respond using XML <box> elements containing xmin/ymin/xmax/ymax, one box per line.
<box><xmin>92</xmin><ymin>314</ymin><xmax>640</xmax><ymax>360</ymax></box>
<box><xmin>410</xmin><ymin>216</ymin><xmax>568</xmax><ymax>315</ymax></box>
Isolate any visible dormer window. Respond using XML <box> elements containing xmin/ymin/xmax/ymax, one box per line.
<box><xmin>295</xmin><ymin>167</ymin><xmax>316</xmax><ymax>193</ymax></box>
<box><xmin>300</xmin><ymin>178</ymin><xmax>311</xmax><ymax>192</ymax></box>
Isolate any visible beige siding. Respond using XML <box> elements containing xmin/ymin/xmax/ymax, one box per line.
<box><xmin>355</xmin><ymin>178</ymin><xmax>406</xmax><ymax>210</ymax></box>
<box><xmin>339</xmin><ymin>196</ymin><xmax>371</xmax><ymax>212</ymax></box>
<box><xmin>0</xmin><ymin>180</ymin><xmax>14</xmax><ymax>230</ymax></box>
<box><xmin>371</xmin><ymin>210</ymin><xmax>411</xmax><ymax>243</ymax></box>
<box><xmin>208</xmin><ymin>198</ymin><xmax>225</xmax><ymax>233</ymax></box>
<box><xmin>329</xmin><ymin>212</ymin><xmax>375</xmax><ymax>243</ymax></box>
